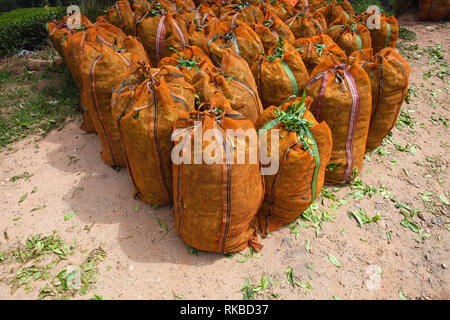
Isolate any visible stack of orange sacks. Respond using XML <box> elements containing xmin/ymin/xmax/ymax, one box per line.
<box><xmin>47</xmin><ymin>0</ymin><xmax>410</xmax><ymax>254</ymax></box>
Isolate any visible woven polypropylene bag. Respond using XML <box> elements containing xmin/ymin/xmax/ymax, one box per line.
<box><xmin>111</xmin><ymin>66</ymin><xmax>192</xmax><ymax>205</ymax></box>
<box><xmin>158</xmin><ymin>45</ymin><xmax>216</xmax><ymax>83</ymax></box>
<box><xmin>204</xmin><ymin>18</ymin><xmax>264</xmax><ymax>66</ymax></box>
<box><xmin>285</xmin><ymin>10</ymin><xmax>327</xmax><ymax>39</ymax></box>
<box><xmin>348</xmin><ymin>48</ymin><xmax>411</xmax><ymax>152</ymax></box>
<box><xmin>252</xmin><ymin>41</ymin><xmax>309</xmax><ymax>108</ymax></box>
<box><xmin>306</xmin><ymin>56</ymin><xmax>372</xmax><ymax>184</ymax></box>
<box><xmin>106</xmin><ymin>0</ymin><xmax>136</xmax><ymax>35</ymax></box>
<box><xmin>135</xmin><ymin>9</ymin><xmax>188</xmax><ymax>66</ymax></box>
<box><xmin>254</xmin><ymin>95</ymin><xmax>332</xmax><ymax>235</ymax></box>
<box><xmin>78</xmin><ymin>36</ymin><xmax>150</xmax><ymax>167</ymax></box>
<box><xmin>315</xmin><ymin>0</ymin><xmax>353</xmax><ymax>25</ymax></box>
<box><xmin>252</xmin><ymin>9</ymin><xmax>295</xmax><ymax>53</ymax></box>
<box><xmin>292</xmin><ymin>33</ymin><xmax>347</xmax><ymax>73</ymax></box>
<box><xmin>172</xmin><ymin>103</ymin><xmax>264</xmax><ymax>253</ymax></box>
<box><xmin>326</xmin><ymin>16</ymin><xmax>371</xmax><ymax>56</ymax></box>
<box><xmin>46</xmin><ymin>14</ymin><xmax>92</xmax><ymax>56</ymax></box>
<box><xmin>61</xmin><ymin>23</ymin><xmax>127</xmax><ymax>134</ymax></box>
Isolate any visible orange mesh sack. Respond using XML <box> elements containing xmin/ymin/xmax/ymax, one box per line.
<box><xmin>61</xmin><ymin>23</ymin><xmax>126</xmax><ymax>134</ymax></box>
<box><xmin>158</xmin><ymin>45</ymin><xmax>216</xmax><ymax>83</ymax></box>
<box><xmin>106</xmin><ymin>0</ymin><xmax>136</xmax><ymax>35</ymax></box>
<box><xmin>258</xmin><ymin>0</ymin><xmax>296</xmax><ymax>21</ymax></box>
<box><xmin>192</xmin><ymin>49</ymin><xmax>262</xmax><ymax>123</ymax></box>
<box><xmin>326</xmin><ymin>17</ymin><xmax>371</xmax><ymax>56</ymax></box>
<box><xmin>204</xmin><ymin>18</ymin><xmax>264</xmax><ymax>66</ymax></box>
<box><xmin>358</xmin><ymin>10</ymin><xmax>398</xmax><ymax>54</ymax></box>
<box><xmin>221</xmin><ymin>47</ymin><xmax>258</xmax><ymax>89</ymax></box>
<box><xmin>61</xmin><ymin>31</ymin><xmax>96</xmax><ymax>134</ymax></box>
<box><xmin>172</xmin><ymin>100</ymin><xmax>264</xmax><ymax>253</ymax></box>
<box><xmin>255</xmin><ymin>94</ymin><xmax>332</xmax><ymax>236</ymax></box>
<box><xmin>252</xmin><ymin>39</ymin><xmax>309</xmax><ymax>108</ymax></box>
<box><xmin>285</xmin><ymin>10</ymin><xmax>327</xmax><ymax>39</ymax></box>
<box><xmin>135</xmin><ymin>9</ymin><xmax>188</xmax><ymax>66</ymax></box>
<box><xmin>293</xmin><ymin>33</ymin><xmax>347</xmax><ymax>73</ymax></box>
<box><xmin>84</xmin><ymin>22</ymin><xmax>126</xmax><ymax>44</ymax></box>
<box><xmin>47</xmin><ymin>15</ymin><xmax>92</xmax><ymax>56</ymax></box>
<box><xmin>78</xmin><ymin>37</ymin><xmax>150</xmax><ymax>167</ymax></box>
<box><xmin>315</xmin><ymin>0</ymin><xmax>353</xmax><ymax>25</ymax></box>
<box><xmin>418</xmin><ymin>0</ymin><xmax>449</xmax><ymax>21</ymax></box>
<box><xmin>306</xmin><ymin>56</ymin><xmax>372</xmax><ymax>184</ymax></box>
<box><xmin>219</xmin><ymin>2</ymin><xmax>265</xmax><ymax>25</ymax></box>
<box><xmin>111</xmin><ymin>67</ymin><xmax>191</xmax><ymax>205</ymax></box>
<box><xmin>192</xmin><ymin>67</ymin><xmax>263</xmax><ymax>123</ymax></box>
<box><xmin>156</xmin><ymin>65</ymin><xmax>197</xmax><ymax>112</ymax></box>
<box><xmin>252</xmin><ymin>9</ymin><xmax>295</xmax><ymax>53</ymax></box>
<box><xmin>62</xmin><ymin>23</ymin><xmax>127</xmax><ymax>85</ymax></box>
<box><xmin>348</xmin><ymin>48</ymin><xmax>411</xmax><ymax>152</ymax></box>
<box><xmin>186</xmin><ymin>8</ymin><xmax>219</xmax><ymax>48</ymax></box>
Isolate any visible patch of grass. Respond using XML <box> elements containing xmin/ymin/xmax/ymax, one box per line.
<box><xmin>0</xmin><ymin>66</ymin><xmax>80</xmax><ymax>149</ymax></box>
<box><xmin>396</xmin><ymin>108</ymin><xmax>415</xmax><ymax>131</ymax></box>
<box><xmin>348</xmin><ymin>208</ymin><xmax>382</xmax><ymax>228</ymax></box>
<box><xmin>2</xmin><ymin>232</ymin><xmax>106</xmax><ymax>300</ymax></box>
<box><xmin>0</xmin><ymin>69</ymin><xmax>12</xmax><ymax>84</ymax></box>
<box><xmin>398</xmin><ymin>27</ymin><xmax>417</xmax><ymax>41</ymax></box>
<box><xmin>241</xmin><ymin>275</ymin><xmax>274</xmax><ymax>300</ymax></box>
<box><xmin>10</xmin><ymin>171</ymin><xmax>33</xmax><ymax>182</ymax></box>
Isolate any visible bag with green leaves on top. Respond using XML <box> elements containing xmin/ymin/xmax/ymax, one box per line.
<box><xmin>251</xmin><ymin>37</ymin><xmax>309</xmax><ymax>108</ymax></box>
<box><xmin>255</xmin><ymin>92</ymin><xmax>332</xmax><ymax>235</ymax></box>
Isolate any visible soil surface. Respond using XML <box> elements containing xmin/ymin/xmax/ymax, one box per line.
<box><xmin>0</xmin><ymin>11</ymin><xmax>448</xmax><ymax>300</ymax></box>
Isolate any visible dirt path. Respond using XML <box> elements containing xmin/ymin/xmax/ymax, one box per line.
<box><xmin>0</xmin><ymin>11</ymin><xmax>448</xmax><ymax>300</ymax></box>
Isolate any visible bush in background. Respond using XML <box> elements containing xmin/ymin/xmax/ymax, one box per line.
<box><xmin>0</xmin><ymin>0</ymin><xmax>19</xmax><ymax>12</ymax></box>
<box><xmin>0</xmin><ymin>6</ymin><xmax>63</xmax><ymax>56</ymax></box>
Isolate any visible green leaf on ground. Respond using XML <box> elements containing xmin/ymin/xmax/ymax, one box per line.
<box><xmin>64</xmin><ymin>211</ymin><xmax>76</xmax><ymax>221</ymax></box>
<box><xmin>18</xmin><ymin>193</ymin><xmax>28</xmax><ymax>203</ymax></box>
<box><xmin>328</xmin><ymin>254</ymin><xmax>341</xmax><ymax>268</ymax></box>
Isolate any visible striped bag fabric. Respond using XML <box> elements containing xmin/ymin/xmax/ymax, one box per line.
<box><xmin>326</xmin><ymin>15</ymin><xmax>371</xmax><ymax>56</ymax></box>
<box><xmin>258</xmin><ymin>0</ymin><xmax>297</xmax><ymax>22</ymax></box>
<box><xmin>172</xmin><ymin>94</ymin><xmax>264</xmax><ymax>253</ymax></box>
<box><xmin>106</xmin><ymin>0</ymin><xmax>136</xmax><ymax>35</ymax></box>
<box><xmin>348</xmin><ymin>48</ymin><xmax>411</xmax><ymax>152</ymax></box>
<box><xmin>314</xmin><ymin>0</ymin><xmax>354</xmax><ymax>25</ymax></box>
<box><xmin>62</xmin><ymin>23</ymin><xmax>127</xmax><ymax>134</ymax></box>
<box><xmin>78</xmin><ymin>36</ymin><xmax>150</xmax><ymax>167</ymax></box>
<box><xmin>158</xmin><ymin>45</ymin><xmax>216</xmax><ymax>83</ymax></box>
<box><xmin>135</xmin><ymin>7</ymin><xmax>188</xmax><ymax>66</ymax></box>
<box><xmin>111</xmin><ymin>64</ymin><xmax>194</xmax><ymax>205</ymax></box>
<box><xmin>306</xmin><ymin>55</ymin><xmax>372</xmax><ymax>184</ymax></box>
<box><xmin>219</xmin><ymin>1</ymin><xmax>265</xmax><ymax>25</ymax></box>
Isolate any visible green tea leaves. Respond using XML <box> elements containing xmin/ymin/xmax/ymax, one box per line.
<box><xmin>328</xmin><ymin>254</ymin><xmax>341</xmax><ymax>268</ymax></box>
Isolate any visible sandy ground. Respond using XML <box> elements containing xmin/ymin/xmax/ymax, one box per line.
<box><xmin>0</xmin><ymin>12</ymin><xmax>449</xmax><ymax>300</ymax></box>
